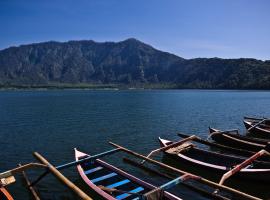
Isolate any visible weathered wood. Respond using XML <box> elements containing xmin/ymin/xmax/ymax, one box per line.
<box><xmin>33</xmin><ymin>152</ymin><xmax>92</xmax><ymax>200</ymax></box>
<box><xmin>109</xmin><ymin>141</ymin><xmax>261</xmax><ymax>200</ymax></box>
<box><xmin>141</xmin><ymin>135</ymin><xmax>197</xmax><ymax>164</ymax></box>
<box><xmin>248</xmin><ymin>119</ymin><xmax>267</xmax><ymax>131</ymax></box>
<box><xmin>0</xmin><ymin>163</ymin><xmax>47</xmax><ymax>179</ymax></box>
<box><xmin>19</xmin><ymin>164</ymin><xmax>40</xmax><ymax>200</ymax></box>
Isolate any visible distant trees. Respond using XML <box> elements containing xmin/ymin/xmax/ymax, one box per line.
<box><xmin>0</xmin><ymin>39</ymin><xmax>270</xmax><ymax>89</ymax></box>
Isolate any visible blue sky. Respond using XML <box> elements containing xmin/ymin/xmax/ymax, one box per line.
<box><xmin>0</xmin><ymin>0</ymin><xmax>269</xmax><ymax>60</ymax></box>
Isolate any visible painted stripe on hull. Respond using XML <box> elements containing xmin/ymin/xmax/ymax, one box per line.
<box><xmin>106</xmin><ymin>179</ymin><xmax>130</xmax><ymax>189</ymax></box>
<box><xmin>115</xmin><ymin>187</ymin><xmax>144</xmax><ymax>200</ymax></box>
<box><xmin>84</xmin><ymin>166</ymin><xmax>103</xmax><ymax>175</ymax></box>
<box><xmin>91</xmin><ymin>172</ymin><xmax>117</xmax><ymax>183</ymax></box>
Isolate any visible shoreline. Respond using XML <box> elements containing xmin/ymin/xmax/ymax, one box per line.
<box><xmin>0</xmin><ymin>85</ymin><xmax>269</xmax><ymax>91</ymax></box>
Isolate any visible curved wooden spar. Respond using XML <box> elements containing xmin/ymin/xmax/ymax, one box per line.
<box><xmin>218</xmin><ymin>150</ymin><xmax>270</xmax><ymax>186</ymax></box>
<box><xmin>141</xmin><ymin>135</ymin><xmax>196</xmax><ymax>164</ymax></box>
<box><xmin>248</xmin><ymin>119</ymin><xmax>267</xmax><ymax>131</ymax></box>
<box><xmin>109</xmin><ymin>141</ymin><xmax>262</xmax><ymax>200</ymax></box>
<box><xmin>33</xmin><ymin>152</ymin><xmax>92</xmax><ymax>200</ymax></box>
<box><xmin>0</xmin><ymin>163</ymin><xmax>47</xmax><ymax>179</ymax></box>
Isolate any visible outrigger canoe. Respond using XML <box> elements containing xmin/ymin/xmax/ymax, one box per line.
<box><xmin>244</xmin><ymin>116</ymin><xmax>270</xmax><ymax>138</ymax></box>
<box><xmin>209</xmin><ymin>127</ymin><xmax>270</xmax><ymax>145</ymax></box>
<box><xmin>208</xmin><ymin>127</ymin><xmax>270</xmax><ymax>152</ymax></box>
<box><xmin>159</xmin><ymin>137</ymin><xmax>270</xmax><ymax>183</ymax></box>
<box><xmin>0</xmin><ymin>187</ymin><xmax>13</xmax><ymax>200</ymax></box>
<box><xmin>75</xmin><ymin>148</ymin><xmax>182</xmax><ymax>200</ymax></box>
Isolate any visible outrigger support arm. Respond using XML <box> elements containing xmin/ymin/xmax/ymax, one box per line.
<box><xmin>57</xmin><ymin>147</ymin><xmax>121</xmax><ymax>170</ymax></box>
<box><xmin>33</xmin><ymin>152</ymin><xmax>92</xmax><ymax>200</ymax></box>
<box><xmin>218</xmin><ymin>149</ymin><xmax>270</xmax><ymax>186</ymax></box>
<box><xmin>30</xmin><ymin>147</ymin><xmax>121</xmax><ymax>186</ymax></box>
<box><xmin>109</xmin><ymin>141</ymin><xmax>262</xmax><ymax>200</ymax></box>
<box><xmin>19</xmin><ymin>164</ymin><xmax>41</xmax><ymax>200</ymax></box>
<box><xmin>0</xmin><ymin>163</ymin><xmax>47</xmax><ymax>179</ymax></box>
<box><xmin>248</xmin><ymin>119</ymin><xmax>267</xmax><ymax>131</ymax></box>
<box><xmin>141</xmin><ymin>135</ymin><xmax>197</xmax><ymax>164</ymax></box>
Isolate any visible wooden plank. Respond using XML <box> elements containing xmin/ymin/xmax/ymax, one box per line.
<box><xmin>141</xmin><ymin>135</ymin><xmax>197</xmax><ymax>163</ymax></box>
<box><xmin>90</xmin><ymin>172</ymin><xmax>117</xmax><ymax>183</ymax></box>
<box><xmin>115</xmin><ymin>187</ymin><xmax>144</xmax><ymax>200</ymax></box>
<box><xmin>109</xmin><ymin>141</ymin><xmax>261</xmax><ymax>200</ymax></box>
<box><xmin>84</xmin><ymin>166</ymin><xmax>103</xmax><ymax>175</ymax></box>
<box><xmin>106</xmin><ymin>179</ymin><xmax>130</xmax><ymax>189</ymax></box>
<box><xmin>33</xmin><ymin>152</ymin><xmax>92</xmax><ymax>200</ymax></box>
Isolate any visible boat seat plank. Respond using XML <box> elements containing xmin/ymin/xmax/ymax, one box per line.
<box><xmin>115</xmin><ymin>187</ymin><xmax>144</xmax><ymax>200</ymax></box>
<box><xmin>91</xmin><ymin>172</ymin><xmax>117</xmax><ymax>183</ymax></box>
<box><xmin>106</xmin><ymin>179</ymin><xmax>130</xmax><ymax>189</ymax></box>
<box><xmin>84</xmin><ymin>166</ymin><xmax>103</xmax><ymax>175</ymax></box>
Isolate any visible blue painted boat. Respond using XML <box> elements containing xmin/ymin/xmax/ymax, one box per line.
<box><xmin>75</xmin><ymin>148</ymin><xmax>182</xmax><ymax>200</ymax></box>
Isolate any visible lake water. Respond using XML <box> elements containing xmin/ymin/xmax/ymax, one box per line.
<box><xmin>1</xmin><ymin>90</ymin><xmax>270</xmax><ymax>200</ymax></box>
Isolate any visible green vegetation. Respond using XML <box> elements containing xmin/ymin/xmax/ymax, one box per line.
<box><xmin>0</xmin><ymin>39</ymin><xmax>270</xmax><ymax>89</ymax></box>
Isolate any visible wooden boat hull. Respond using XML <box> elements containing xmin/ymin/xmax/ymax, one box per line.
<box><xmin>209</xmin><ymin>127</ymin><xmax>269</xmax><ymax>145</ymax></box>
<box><xmin>0</xmin><ymin>187</ymin><xmax>13</xmax><ymax>200</ymax></box>
<box><xmin>75</xmin><ymin>148</ymin><xmax>181</xmax><ymax>200</ymax></box>
<box><xmin>244</xmin><ymin>117</ymin><xmax>270</xmax><ymax>138</ymax></box>
<box><xmin>178</xmin><ymin>132</ymin><xmax>270</xmax><ymax>163</ymax></box>
<box><xmin>159</xmin><ymin>138</ymin><xmax>270</xmax><ymax>183</ymax></box>
<box><xmin>209</xmin><ymin>130</ymin><xmax>267</xmax><ymax>152</ymax></box>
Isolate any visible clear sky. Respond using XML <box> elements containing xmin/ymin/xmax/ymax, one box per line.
<box><xmin>0</xmin><ymin>0</ymin><xmax>269</xmax><ymax>60</ymax></box>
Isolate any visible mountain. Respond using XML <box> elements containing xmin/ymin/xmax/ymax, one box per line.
<box><xmin>0</xmin><ymin>38</ymin><xmax>270</xmax><ymax>89</ymax></box>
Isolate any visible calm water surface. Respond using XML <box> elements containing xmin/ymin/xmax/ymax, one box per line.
<box><xmin>0</xmin><ymin>90</ymin><xmax>270</xmax><ymax>200</ymax></box>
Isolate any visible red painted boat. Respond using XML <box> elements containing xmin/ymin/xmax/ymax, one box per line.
<box><xmin>0</xmin><ymin>187</ymin><xmax>13</xmax><ymax>200</ymax></box>
<box><xmin>75</xmin><ymin>148</ymin><xmax>182</xmax><ymax>200</ymax></box>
